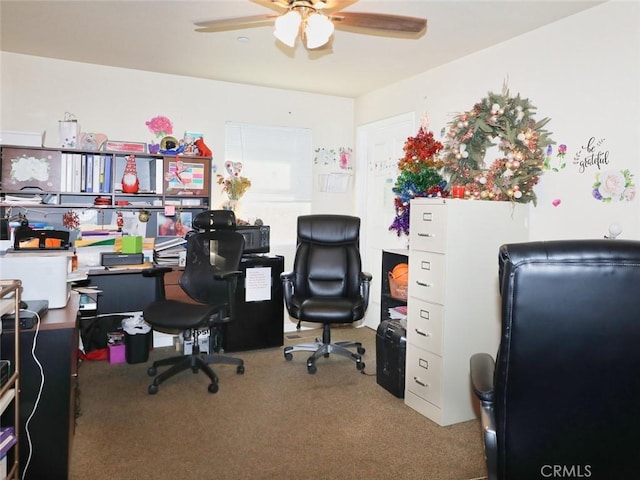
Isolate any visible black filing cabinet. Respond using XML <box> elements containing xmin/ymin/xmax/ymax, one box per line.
<box><xmin>222</xmin><ymin>254</ymin><xmax>285</xmax><ymax>352</ymax></box>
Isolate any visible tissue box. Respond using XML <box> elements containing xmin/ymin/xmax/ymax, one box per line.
<box><xmin>108</xmin><ymin>344</ymin><xmax>126</xmax><ymax>364</ymax></box>
<box><xmin>121</xmin><ymin>236</ymin><xmax>143</xmax><ymax>254</ymax></box>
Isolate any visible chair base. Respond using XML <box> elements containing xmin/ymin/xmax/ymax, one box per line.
<box><xmin>147</xmin><ymin>350</ymin><xmax>244</xmax><ymax>394</ymax></box>
<box><xmin>283</xmin><ymin>324</ymin><xmax>366</xmax><ymax>374</ymax></box>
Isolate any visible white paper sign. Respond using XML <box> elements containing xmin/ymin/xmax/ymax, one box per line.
<box><xmin>245</xmin><ymin>267</ymin><xmax>272</xmax><ymax>302</ymax></box>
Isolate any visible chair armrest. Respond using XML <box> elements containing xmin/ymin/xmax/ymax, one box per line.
<box><xmin>223</xmin><ymin>273</ymin><xmax>241</xmax><ymax>322</ymax></box>
<box><xmin>470</xmin><ymin>352</ymin><xmax>497</xmax><ymax>480</ymax></box>
<box><xmin>142</xmin><ymin>266</ymin><xmax>173</xmax><ymax>278</ymax></box>
<box><xmin>214</xmin><ymin>270</ymin><xmax>242</xmax><ymax>281</ymax></box>
<box><xmin>360</xmin><ymin>271</ymin><xmax>372</xmax><ymax>309</ymax></box>
<box><xmin>142</xmin><ymin>267</ymin><xmax>174</xmax><ymax>300</ymax></box>
<box><xmin>280</xmin><ymin>271</ymin><xmax>295</xmax><ymax>305</ymax></box>
<box><xmin>470</xmin><ymin>353</ymin><xmax>495</xmax><ymax>403</ymax></box>
<box><xmin>280</xmin><ymin>271</ymin><xmax>294</xmax><ymax>281</ymax></box>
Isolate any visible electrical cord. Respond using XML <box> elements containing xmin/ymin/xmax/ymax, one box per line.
<box><xmin>19</xmin><ymin>309</ymin><xmax>44</xmax><ymax>480</ymax></box>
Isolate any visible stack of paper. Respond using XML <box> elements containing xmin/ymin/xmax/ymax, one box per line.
<box><xmin>154</xmin><ymin>237</ymin><xmax>187</xmax><ymax>266</ymax></box>
<box><xmin>388</xmin><ymin>305</ymin><xmax>407</xmax><ymax>320</ymax></box>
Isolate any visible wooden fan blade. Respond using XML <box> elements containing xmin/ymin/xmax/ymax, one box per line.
<box><xmin>253</xmin><ymin>0</ymin><xmax>358</xmax><ymax>13</ymax></box>
<box><xmin>252</xmin><ymin>0</ymin><xmax>290</xmax><ymax>12</ymax></box>
<box><xmin>322</xmin><ymin>0</ymin><xmax>359</xmax><ymax>13</ymax></box>
<box><xmin>330</xmin><ymin>11</ymin><xmax>427</xmax><ymax>34</ymax></box>
<box><xmin>194</xmin><ymin>14</ymin><xmax>277</xmax><ymax>33</ymax></box>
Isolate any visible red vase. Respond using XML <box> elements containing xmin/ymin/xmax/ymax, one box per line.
<box><xmin>122</xmin><ymin>155</ymin><xmax>139</xmax><ymax>193</ymax></box>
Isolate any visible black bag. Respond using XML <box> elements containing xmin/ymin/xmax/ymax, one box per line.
<box><xmin>80</xmin><ymin>314</ymin><xmax>128</xmax><ymax>352</ymax></box>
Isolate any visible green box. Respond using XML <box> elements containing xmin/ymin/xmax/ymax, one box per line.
<box><xmin>121</xmin><ymin>235</ymin><xmax>143</xmax><ymax>254</ymax></box>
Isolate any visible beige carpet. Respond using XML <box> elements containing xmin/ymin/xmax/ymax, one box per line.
<box><xmin>69</xmin><ymin>326</ymin><xmax>487</xmax><ymax>480</ymax></box>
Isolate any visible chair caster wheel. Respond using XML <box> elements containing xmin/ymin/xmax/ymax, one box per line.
<box><xmin>148</xmin><ymin>384</ymin><xmax>158</xmax><ymax>395</ymax></box>
<box><xmin>147</xmin><ymin>366</ymin><xmax>157</xmax><ymax>376</ymax></box>
<box><xmin>357</xmin><ymin>346</ymin><xmax>366</xmax><ymax>355</ymax></box>
<box><xmin>208</xmin><ymin>382</ymin><xmax>219</xmax><ymax>393</ymax></box>
<box><xmin>284</xmin><ymin>352</ymin><xmax>293</xmax><ymax>361</ymax></box>
<box><xmin>237</xmin><ymin>365</ymin><xmax>245</xmax><ymax>374</ymax></box>
<box><xmin>307</xmin><ymin>363</ymin><xmax>317</xmax><ymax>374</ymax></box>
<box><xmin>356</xmin><ymin>361</ymin><xmax>365</xmax><ymax>371</ymax></box>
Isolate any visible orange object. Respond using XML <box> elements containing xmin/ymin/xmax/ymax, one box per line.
<box><xmin>195</xmin><ymin>138</ymin><xmax>212</xmax><ymax>157</ymax></box>
<box><xmin>389</xmin><ymin>263</ymin><xmax>409</xmax><ymax>300</ymax></box>
<box><xmin>391</xmin><ymin>263</ymin><xmax>409</xmax><ymax>286</ymax></box>
<box><xmin>452</xmin><ymin>185</ymin><xmax>465</xmax><ymax>198</ymax></box>
<box><xmin>18</xmin><ymin>238</ymin><xmax>63</xmax><ymax>248</ymax></box>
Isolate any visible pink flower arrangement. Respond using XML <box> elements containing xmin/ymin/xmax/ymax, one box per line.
<box><xmin>145</xmin><ymin>115</ymin><xmax>173</xmax><ymax>138</ymax></box>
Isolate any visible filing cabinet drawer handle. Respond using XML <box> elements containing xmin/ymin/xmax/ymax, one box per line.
<box><xmin>413</xmin><ymin>377</ymin><xmax>429</xmax><ymax>388</ymax></box>
<box><xmin>416</xmin><ymin>281</ymin><xmax>432</xmax><ymax>288</ymax></box>
<box><xmin>422</xmin><ymin>212</ymin><xmax>433</xmax><ymax>221</ymax></box>
<box><xmin>415</xmin><ymin>328</ymin><xmax>430</xmax><ymax>337</ymax></box>
<box><xmin>417</xmin><ymin>232</ymin><xmax>435</xmax><ymax>238</ymax></box>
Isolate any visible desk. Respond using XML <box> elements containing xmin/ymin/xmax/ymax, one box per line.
<box><xmin>86</xmin><ymin>267</ymin><xmax>163</xmax><ymax>314</ymax></box>
<box><xmin>86</xmin><ymin>255</ymin><xmax>285</xmax><ymax>352</ymax></box>
<box><xmin>1</xmin><ymin>294</ymin><xmax>79</xmax><ymax>480</ymax></box>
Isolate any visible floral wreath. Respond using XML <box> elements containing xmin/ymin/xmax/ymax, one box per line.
<box><xmin>442</xmin><ymin>85</ymin><xmax>554</xmax><ymax>204</ymax></box>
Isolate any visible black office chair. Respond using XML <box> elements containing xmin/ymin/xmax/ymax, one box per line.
<box><xmin>470</xmin><ymin>240</ymin><xmax>640</xmax><ymax>479</ymax></box>
<box><xmin>282</xmin><ymin>214</ymin><xmax>372</xmax><ymax>374</ymax></box>
<box><xmin>143</xmin><ymin>210</ymin><xmax>245</xmax><ymax>394</ymax></box>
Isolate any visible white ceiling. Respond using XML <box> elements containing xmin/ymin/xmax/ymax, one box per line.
<box><xmin>0</xmin><ymin>0</ymin><xmax>605</xmax><ymax>98</ymax></box>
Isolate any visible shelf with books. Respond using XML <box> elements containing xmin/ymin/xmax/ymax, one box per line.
<box><xmin>0</xmin><ymin>145</ymin><xmax>212</xmax><ymax>214</ymax></box>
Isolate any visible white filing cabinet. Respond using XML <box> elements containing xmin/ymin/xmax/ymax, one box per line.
<box><xmin>404</xmin><ymin>198</ymin><xmax>529</xmax><ymax>425</ymax></box>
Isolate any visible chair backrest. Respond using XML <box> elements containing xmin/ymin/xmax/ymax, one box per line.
<box><xmin>179</xmin><ymin>210</ymin><xmax>245</xmax><ymax>305</ymax></box>
<box><xmin>495</xmin><ymin>239</ymin><xmax>640</xmax><ymax>478</ymax></box>
<box><xmin>293</xmin><ymin>215</ymin><xmax>363</xmax><ymax>301</ymax></box>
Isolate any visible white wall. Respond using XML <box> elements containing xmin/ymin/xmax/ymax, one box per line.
<box><xmin>2</xmin><ymin>0</ymin><xmax>639</xmax><ymax>243</ymax></box>
<box><xmin>0</xmin><ymin>52</ymin><xmax>356</xmax><ymax>219</ymax></box>
<box><xmin>355</xmin><ymin>1</ymin><xmax>640</xmax><ymax>241</ymax></box>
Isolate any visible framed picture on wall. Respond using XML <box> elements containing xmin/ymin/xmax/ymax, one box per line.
<box><xmin>157</xmin><ymin>211</ymin><xmax>193</xmax><ymax>237</ymax></box>
<box><xmin>163</xmin><ymin>158</ymin><xmax>210</xmax><ymax>195</ymax></box>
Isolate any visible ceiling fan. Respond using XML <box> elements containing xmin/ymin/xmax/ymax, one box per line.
<box><xmin>194</xmin><ymin>0</ymin><xmax>427</xmax><ymax>50</ymax></box>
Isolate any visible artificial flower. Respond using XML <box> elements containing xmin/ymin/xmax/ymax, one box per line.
<box><xmin>145</xmin><ymin>116</ymin><xmax>174</xmax><ymax>138</ymax></box>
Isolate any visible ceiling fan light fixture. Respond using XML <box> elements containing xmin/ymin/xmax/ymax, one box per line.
<box><xmin>305</xmin><ymin>12</ymin><xmax>334</xmax><ymax>49</ymax></box>
<box><xmin>274</xmin><ymin>10</ymin><xmax>302</xmax><ymax>47</ymax></box>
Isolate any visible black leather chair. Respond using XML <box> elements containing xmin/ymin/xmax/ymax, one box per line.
<box><xmin>470</xmin><ymin>239</ymin><xmax>640</xmax><ymax>479</ymax></box>
<box><xmin>282</xmin><ymin>214</ymin><xmax>372</xmax><ymax>374</ymax></box>
<box><xmin>143</xmin><ymin>210</ymin><xmax>245</xmax><ymax>394</ymax></box>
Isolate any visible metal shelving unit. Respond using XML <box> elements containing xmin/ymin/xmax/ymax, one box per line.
<box><xmin>0</xmin><ymin>279</ymin><xmax>21</xmax><ymax>479</ymax></box>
